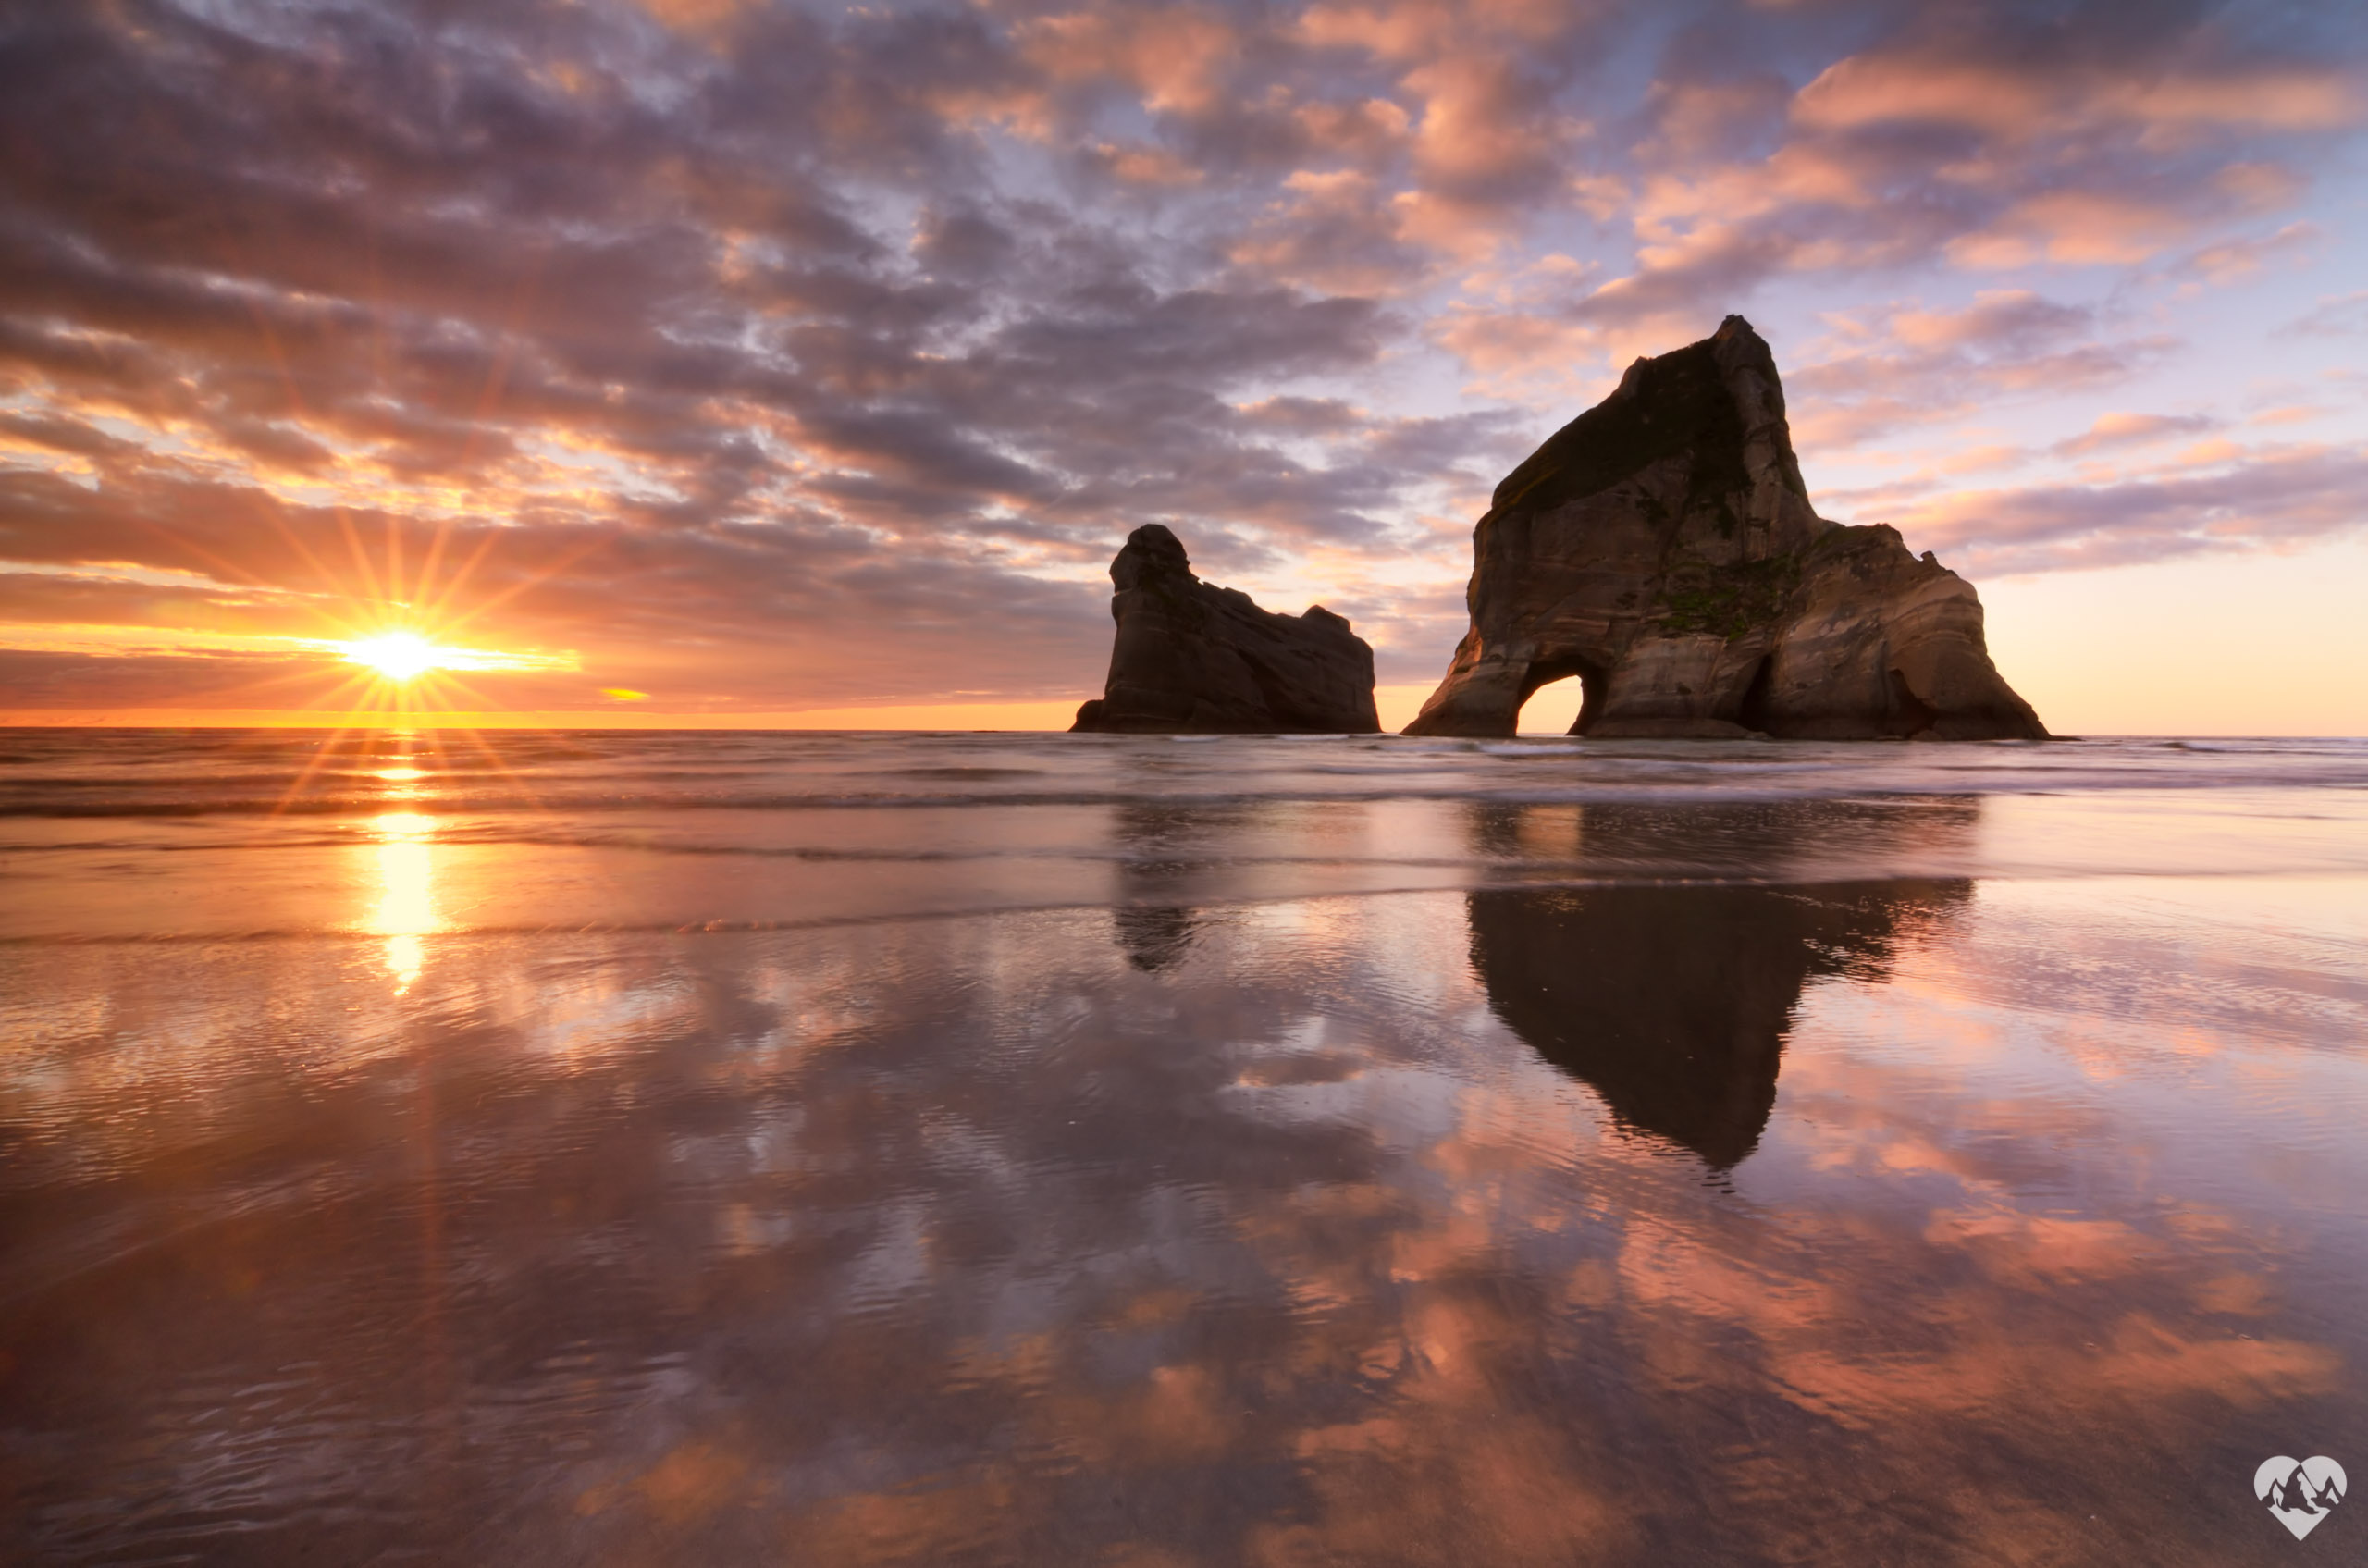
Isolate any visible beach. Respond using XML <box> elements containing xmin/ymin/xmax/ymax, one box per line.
<box><xmin>4</xmin><ymin>727</ymin><xmax>2366</xmax><ymax>1564</ymax></box>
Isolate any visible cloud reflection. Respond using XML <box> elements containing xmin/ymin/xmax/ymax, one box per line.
<box><xmin>5</xmin><ymin>812</ymin><xmax>2362</xmax><ymax>1562</ymax></box>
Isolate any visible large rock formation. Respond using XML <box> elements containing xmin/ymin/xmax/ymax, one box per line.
<box><xmin>1405</xmin><ymin>315</ymin><xmax>2045</xmax><ymax>739</ymax></box>
<box><xmin>1072</xmin><ymin>524</ymin><xmax>1380</xmax><ymax>734</ymax></box>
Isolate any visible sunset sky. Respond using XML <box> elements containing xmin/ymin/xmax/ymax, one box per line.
<box><xmin>3</xmin><ymin>0</ymin><xmax>2363</xmax><ymax>734</ymax></box>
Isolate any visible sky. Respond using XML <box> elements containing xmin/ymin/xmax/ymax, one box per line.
<box><xmin>1</xmin><ymin>0</ymin><xmax>2363</xmax><ymax>735</ymax></box>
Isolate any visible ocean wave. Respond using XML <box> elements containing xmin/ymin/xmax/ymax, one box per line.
<box><xmin>3</xmin><ymin>732</ymin><xmax>2366</xmax><ymax>822</ymax></box>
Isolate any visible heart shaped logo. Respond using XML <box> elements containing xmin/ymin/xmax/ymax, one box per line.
<box><xmin>2256</xmin><ymin>1455</ymin><xmax>2347</xmax><ymax>1541</ymax></box>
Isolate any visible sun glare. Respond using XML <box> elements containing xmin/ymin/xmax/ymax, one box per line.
<box><xmin>303</xmin><ymin>627</ymin><xmax>578</xmax><ymax>720</ymax></box>
<box><xmin>342</xmin><ymin>632</ymin><xmax>450</xmax><ymax>682</ymax></box>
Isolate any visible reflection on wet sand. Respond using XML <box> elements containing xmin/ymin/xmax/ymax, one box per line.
<box><xmin>1109</xmin><ymin>801</ymin><xmax>1227</xmax><ymax>970</ymax></box>
<box><xmin>355</xmin><ymin>738</ymin><xmax>442</xmax><ymax>992</ymax></box>
<box><xmin>6</xmin><ymin>776</ymin><xmax>2368</xmax><ymax>1566</ymax></box>
<box><xmin>1471</xmin><ymin>879</ymin><xmax>1969</xmax><ymax>1167</ymax></box>
<box><xmin>365</xmin><ymin>810</ymin><xmax>442</xmax><ymax>990</ymax></box>
<box><xmin>1465</xmin><ymin>801</ymin><xmax>1975</xmax><ymax>1167</ymax></box>
<box><xmin>1113</xmin><ymin>904</ymin><xmax>1200</xmax><ymax>970</ymax></box>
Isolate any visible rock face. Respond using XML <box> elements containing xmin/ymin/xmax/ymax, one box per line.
<box><xmin>1073</xmin><ymin>524</ymin><xmax>1380</xmax><ymax>734</ymax></box>
<box><xmin>1404</xmin><ymin>315</ymin><xmax>2045</xmax><ymax>740</ymax></box>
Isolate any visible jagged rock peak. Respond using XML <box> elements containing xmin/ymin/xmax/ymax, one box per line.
<box><xmin>1404</xmin><ymin>316</ymin><xmax>2045</xmax><ymax>741</ymax></box>
<box><xmin>1491</xmin><ymin>315</ymin><xmax>1810</xmax><ymax>532</ymax></box>
<box><xmin>1073</xmin><ymin>525</ymin><xmax>1380</xmax><ymax>735</ymax></box>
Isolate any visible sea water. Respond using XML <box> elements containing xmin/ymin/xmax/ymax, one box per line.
<box><xmin>3</xmin><ymin>728</ymin><xmax>2365</xmax><ymax>1563</ymax></box>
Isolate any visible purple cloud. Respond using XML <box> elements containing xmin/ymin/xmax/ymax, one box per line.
<box><xmin>0</xmin><ymin>0</ymin><xmax>2362</xmax><ymax>714</ymax></box>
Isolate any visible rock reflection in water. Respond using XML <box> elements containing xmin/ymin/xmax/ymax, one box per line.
<box><xmin>1465</xmin><ymin>800</ymin><xmax>1978</xmax><ymax>1167</ymax></box>
<box><xmin>11</xmin><ymin>776</ymin><xmax>2368</xmax><ymax>1568</ymax></box>
<box><xmin>1470</xmin><ymin>881</ymin><xmax>1967</xmax><ymax>1166</ymax></box>
<box><xmin>1109</xmin><ymin>801</ymin><xmax>1226</xmax><ymax>970</ymax></box>
<box><xmin>1113</xmin><ymin>904</ymin><xmax>1202</xmax><ymax>970</ymax></box>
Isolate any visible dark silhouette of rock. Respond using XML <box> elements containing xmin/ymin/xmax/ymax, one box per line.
<box><xmin>1113</xmin><ymin>905</ymin><xmax>1200</xmax><ymax>971</ymax></box>
<box><xmin>1073</xmin><ymin>525</ymin><xmax>1380</xmax><ymax>734</ymax></box>
<box><xmin>1109</xmin><ymin>802</ymin><xmax>1215</xmax><ymax>970</ymax></box>
<box><xmin>1464</xmin><ymin>798</ymin><xmax>1975</xmax><ymax>1167</ymax></box>
<box><xmin>1405</xmin><ymin>316</ymin><xmax>2046</xmax><ymax>740</ymax></box>
<box><xmin>1471</xmin><ymin>875</ymin><xmax>1970</xmax><ymax>1168</ymax></box>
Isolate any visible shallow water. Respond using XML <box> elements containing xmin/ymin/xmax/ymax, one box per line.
<box><xmin>3</xmin><ymin>729</ymin><xmax>2365</xmax><ymax>1563</ymax></box>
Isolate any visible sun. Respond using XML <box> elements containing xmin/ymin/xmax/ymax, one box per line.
<box><xmin>340</xmin><ymin>632</ymin><xmax>450</xmax><ymax>682</ymax></box>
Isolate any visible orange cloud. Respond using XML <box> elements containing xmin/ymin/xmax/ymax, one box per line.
<box><xmin>1950</xmin><ymin>191</ymin><xmax>2192</xmax><ymax>268</ymax></box>
<box><xmin>1795</xmin><ymin>55</ymin><xmax>2363</xmax><ymax>140</ymax></box>
<box><xmin>2053</xmin><ymin>412</ymin><xmax>2219</xmax><ymax>457</ymax></box>
<box><xmin>1229</xmin><ymin>170</ymin><xmax>1430</xmax><ymax>294</ymax></box>
<box><xmin>1020</xmin><ymin>5</ymin><xmax>1243</xmax><ymax>114</ymax></box>
<box><xmin>1086</xmin><ymin>140</ymin><xmax>1206</xmax><ymax>186</ymax></box>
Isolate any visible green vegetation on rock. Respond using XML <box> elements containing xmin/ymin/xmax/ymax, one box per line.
<box><xmin>1654</xmin><ymin>554</ymin><xmax>1801</xmax><ymax>640</ymax></box>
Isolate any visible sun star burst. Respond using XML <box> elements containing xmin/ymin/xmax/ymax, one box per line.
<box><xmin>339</xmin><ymin>632</ymin><xmax>453</xmax><ymax>682</ymax></box>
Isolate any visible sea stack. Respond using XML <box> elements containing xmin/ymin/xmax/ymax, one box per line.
<box><xmin>1073</xmin><ymin>525</ymin><xmax>1380</xmax><ymax>734</ymax></box>
<box><xmin>1404</xmin><ymin>315</ymin><xmax>2045</xmax><ymax>740</ymax></box>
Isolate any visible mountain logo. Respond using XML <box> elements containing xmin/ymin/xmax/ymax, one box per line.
<box><xmin>2256</xmin><ymin>1455</ymin><xmax>2347</xmax><ymax>1541</ymax></box>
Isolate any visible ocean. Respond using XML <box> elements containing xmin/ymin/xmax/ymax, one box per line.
<box><xmin>4</xmin><ymin>727</ymin><xmax>2366</xmax><ymax>1564</ymax></box>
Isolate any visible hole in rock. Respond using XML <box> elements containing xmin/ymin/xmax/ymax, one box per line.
<box><xmin>1517</xmin><ymin>674</ymin><xmax>1588</xmax><ymax>735</ymax></box>
<box><xmin>1737</xmin><ymin>655</ymin><xmax>1776</xmax><ymax>733</ymax></box>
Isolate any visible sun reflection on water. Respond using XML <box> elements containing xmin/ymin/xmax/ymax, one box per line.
<box><xmin>367</xmin><ymin>809</ymin><xmax>442</xmax><ymax>992</ymax></box>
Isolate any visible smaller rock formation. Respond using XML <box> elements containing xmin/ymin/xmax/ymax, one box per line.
<box><xmin>1405</xmin><ymin>315</ymin><xmax>2045</xmax><ymax>740</ymax></box>
<box><xmin>1073</xmin><ymin>525</ymin><xmax>1380</xmax><ymax>734</ymax></box>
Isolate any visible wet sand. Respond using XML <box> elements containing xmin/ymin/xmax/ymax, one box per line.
<box><xmin>3</xmin><ymin>730</ymin><xmax>2365</xmax><ymax>1563</ymax></box>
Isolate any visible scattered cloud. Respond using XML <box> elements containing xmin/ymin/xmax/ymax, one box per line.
<box><xmin>2174</xmin><ymin>220</ymin><xmax>2320</xmax><ymax>286</ymax></box>
<box><xmin>2245</xmin><ymin>404</ymin><xmax>2325</xmax><ymax>428</ymax></box>
<box><xmin>0</xmin><ymin>0</ymin><xmax>2363</xmax><ymax>712</ymax></box>
<box><xmin>1787</xmin><ymin>293</ymin><xmax>2176</xmax><ymax>450</ymax></box>
<box><xmin>2279</xmin><ymin>291</ymin><xmax>2368</xmax><ymax>338</ymax></box>
<box><xmin>2051</xmin><ymin>413</ymin><xmax>2220</xmax><ymax>458</ymax></box>
<box><xmin>1878</xmin><ymin>444</ymin><xmax>2368</xmax><ymax>577</ymax></box>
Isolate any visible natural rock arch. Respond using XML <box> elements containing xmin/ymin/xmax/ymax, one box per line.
<box><xmin>1405</xmin><ymin>316</ymin><xmax>2045</xmax><ymax>741</ymax></box>
<box><xmin>1514</xmin><ymin>661</ymin><xmax>1607</xmax><ymax>735</ymax></box>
